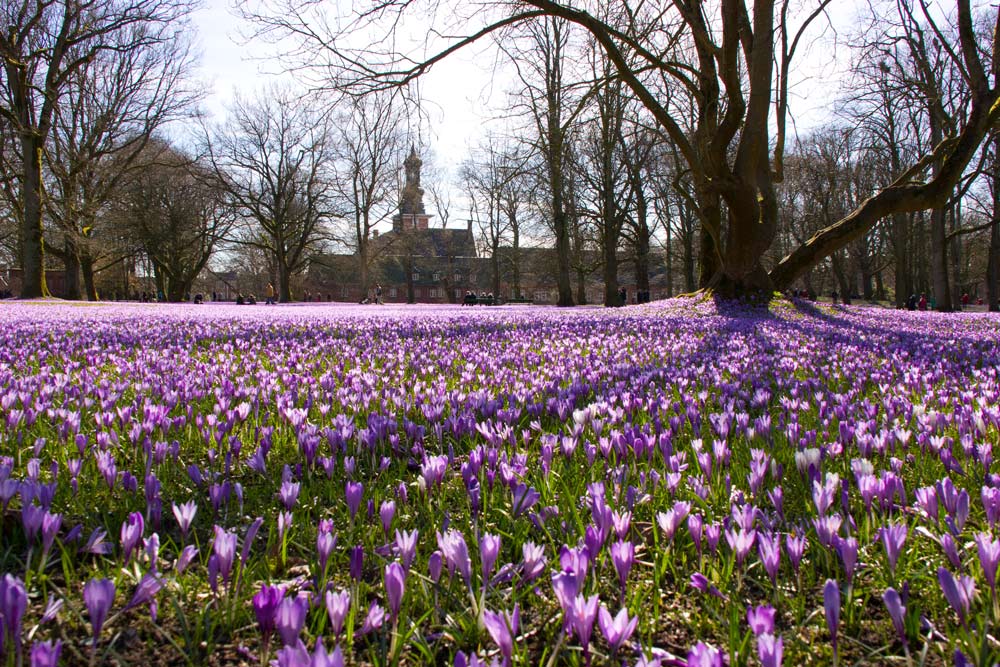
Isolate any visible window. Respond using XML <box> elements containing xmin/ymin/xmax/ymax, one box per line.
<box><xmin>455</xmin><ymin>289</ymin><xmax>463</xmax><ymax>300</ymax></box>
<box><xmin>454</xmin><ymin>273</ymin><xmax>462</xmax><ymax>283</ymax></box>
<box><xmin>340</xmin><ymin>286</ymin><xmax>348</xmax><ymax>297</ymax></box>
<box><xmin>433</xmin><ymin>272</ymin><xmax>441</xmax><ymax>281</ymax></box>
<box><xmin>412</xmin><ymin>272</ymin><xmax>419</xmax><ymax>281</ymax></box>
<box><xmin>390</xmin><ymin>287</ymin><xmax>397</xmax><ymax>298</ymax></box>
<box><xmin>429</xmin><ymin>288</ymin><xmax>439</xmax><ymax>298</ymax></box>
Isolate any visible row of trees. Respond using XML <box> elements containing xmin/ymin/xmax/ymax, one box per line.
<box><xmin>0</xmin><ymin>0</ymin><xmax>413</xmax><ymax>302</ymax></box>
<box><xmin>2</xmin><ymin>0</ymin><xmax>998</xmax><ymax>310</ymax></box>
<box><xmin>242</xmin><ymin>0</ymin><xmax>1000</xmax><ymax>309</ymax></box>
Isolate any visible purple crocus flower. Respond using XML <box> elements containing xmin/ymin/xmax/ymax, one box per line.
<box><xmin>725</xmin><ymin>527</ymin><xmax>757</xmax><ymax>566</ymax></box>
<box><xmin>384</xmin><ymin>562</ymin><xmax>406</xmax><ymax>622</ymax></box>
<box><xmin>882</xmin><ymin>588</ymin><xmax>906</xmax><ymax>646</ymax></box>
<box><xmin>29</xmin><ymin>639</ymin><xmax>61</xmax><ymax>667</ymax></box>
<box><xmin>597</xmin><ymin>604</ymin><xmax>637</xmax><ymax>655</ymax></box>
<box><xmin>120</xmin><ymin>512</ymin><xmax>144</xmax><ymax>563</ymax></box>
<box><xmin>317</xmin><ymin>529</ymin><xmax>337</xmax><ymax>575</ymax></box>
<box><xmin>358</xmin><ymin>601</ymin><xmax>385</xmax><ymax>635</ymax></box>
<box><xmin>482</xmin><ymin>604</ymin><xmax>519</xmax><ymax>665</ymax></box>
<box><xmin>279</xmin><ymin>480</ymin><xmax>300</xmax><ymax>511</ymax></box>
<box><xmin>521</xmin><ymin>542</ymin><xmax>545</xmax><ymax>583</ymax></box>
<box><xmin>937</xmin><ymin>567</ymin><xmax>974</xmax><ymax>625</ymax></box>
<box><xmin>747</xmin><ymin>605</ymin><xmax>776</xmax><ymax>636</ymax></box>
<box><xmin>785</xmin><ymin>532</ymin><xmax>807</xmax><ymax>574</ymax></box>
<box><xmin>835</xmin><ymin>537</ymin><xmax>858</xmax><ymax>583</ymax></box>
<box><xmin>252</xmin><ymin>584</ymin><xmax>284</xmax><ymax>640</ymax></box>
<box><xmin>40</xmin><ymin>511</ymin><xmax>61</xmax><ymax>556</ymax></box>
<box><xmin>880</xmin><ymin>523</ymin><xmax>907</xmax><ymax>573</ymax></box>
<box><xmin>325</xmin><ymin>589</ymin><xmax>350</xmax><ymax>637</ymax></box>
<box><xmin>610</xmin><ymin>540</ymin><xmax>634</xmax><ymax>595</ymax></box>
<box><xmin>172</xmin><ymin>501</ymin><xmax>197</xmax><ymax>541</ymax></box>
<box><xmin>273</xmin><ymin>640</ymin><xmax>310</xmax><ymax>667</ymax></box>
<box><xmin>176</xmin><ymin>545</ymin><xmax>199</xmax><ymax>574</ymax></box>
<box><xmin>689</xmin><ymin>572</ymin><xmax>726</xmax><ymax>600</ymax></box>
<box><xmin>0</xmin><ymin>574</ymin><xmax>28</xmax><ymax>651</ymax></box>
<box><xmin>83</xmin><ymin>578</ymin><xmax>115</xmax><ymax>646</ymax></box>
<box><xmin>568</xmin><ymin>594</ymin><xmax>599</xmax><ymax>654</ymax></box>
<box><xmin>126</xmin><ymin>572</ymin><xmax>164</xmax><ymax>611</ymax></box>
<box><xmin>428</xmin><ymin>550</ymin><xmax>443</xmax><ymax>583</ymax></box>
<box><xmin>212</xmin><ymin>526</ymin><xmax>238</xmax><ymax>588</ymax></box>
<box><xmin>437</xmin><ymin>530</ymin><xmax>472</xmax><ymax>586</ymax></box>
<box><xmin>345</xmin><ymin>481</ymin><xmax>363</xmax><ymax>520</ymax></box>
<box><xmin>395</xmin><ymin>529</ymin><xmax>418</xmax><ymax>571</ymax></box>
<box><xmin>823</xmin><ymin>580</ymin><xmax>840</xmax><ymax>657</ymax></box>
<box><xmin>311</xmin><ymin>641</ymin><xmax>345</xmax><ymax>667</ymax></box>
<box><xmin>380</xmin><ymin>500</ymin><xmax>396</xmax><ymax>536</ymax></box>
<box><xmin>349</xmin><ymin>545</ymin><xmax>364</xmax><ymax>582</ymax></box>
<box><xmin>275</xmin><ymin>593</ymin><xmax>309</xmax><ymax>646</ymax></box>
<box><xmin>511</xmin><ymin>484</ymin><xmax>540</xmax><ymax>518</ymax></box>
<box><xmin>758</xmin><ymin>532</ymin><xmax>781</xmax><ymax>585</ymax></box>
<box><xmin>480</xmin><ymin>533</ymin><xmax>501</xmax><ymax>584</ymax></box>
<box><xmin>974</xmin><ymin>532</ymin><xmax>1000</xmax><ymax>597</ymax></box>
<box><xmin>757</xmin><ymin>633</ymin><xmax>783</xmax><ymax>667</ymax></box>
<box><xmin>687</xmin><ymin>641</ymin><xmax>725</xmax><ymax>667</ymax></box>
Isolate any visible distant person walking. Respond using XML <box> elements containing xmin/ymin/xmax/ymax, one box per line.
<box><xmin>918</xmin><ymin>293</ymin><xmax>927</xmax><ymax>311</ymax></box>
<box><xmin>375</xmin><ymin>284</ymin><xmax>382</xmax><ymax>305</ymax></box>
<box><xmin>265</xmin><ymin>283</ymin><xmax>276</xmax><ymax>305</ymax></box>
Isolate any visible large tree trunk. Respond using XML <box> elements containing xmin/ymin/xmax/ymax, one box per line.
<box><xmin>575</xmin><ymin>267</ymin><xmax>587</xmax><ymax>305</ymax></box>
<box><xmin>277</xmin><ymin>255</ymin><xmax>292</xmax><ymax>302</ymax></box>
<box><xmin>634</xmin><ymin>211</ymin><xmax>650</xmax><ymax>301</ymax></box>
<box><xmin>831</xmin><ymin>252</ymin><xmax>851</xmax><ymax>305</ymax></box>
<box><xmin>696</xmin><ymin>182</ymin><xmax>721</xmax><ymax>289</ymax></box>
<box><xmin>989</xmin><ymin>151</ymin><xmax>1000</xmax><ymax>312</ymax></box>
<box><xmin>552</xmin><ymin>176</ymin><xmax>574</xmax><ymax>306</ymax></box>
<box><xmin>358</xmin><ymin>241</ymin><xmax>370</xmax><ymax>298</ymax></box>
<box><xmin>511</xmin><ymin>226</ymin><xmax>521</xmax><ymax>300</ymax></box>
<box><xmin>602</xmin><ymin>237</ymin><xmax>619</xmax><ymax>306</ymax></box>
<box><xmin>930</xmin><ymin>204</ymin><xmax>952</xmax><ymax>311</ymax></box>
<box><xmin>988</xmin><ymin>215</ymin><xmax>999</xmax><ymax>312</ymax></box>
<box><xmin>891</xmin><ymin>212</ymin><xmax>910</xmax><ymax>307</ymax></box>
<box><xmin>63</xmin><ymin>236</ymin><xmax>82</xmax><ymax>300</ymax></box>
<box><xmin>19</xmin><ymin>133</ymin><xmax>48</xmax><ymax>298</ymax></box>
<box><xmin>81</xmin><ymin>249</ymin><xmax>99</xmax><ymax>301</ymax></box>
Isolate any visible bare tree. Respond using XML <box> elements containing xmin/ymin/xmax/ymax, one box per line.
<box><xmin>45</xmin><ymin>24</ymin><xmax>200</xmax><ymax>300</ymax></box>
<box><xmin>241</xmin><ymin>0</ymin><xmax>999</xmax><ymax>298</ymax></box>
<box><xmin>207</xmin><ymin>88</ymin><xmax>336</xmax><ymax>302</ymax></box>
<box><xmin>328</xmin><ymin>92</ymin><xmax>405</xmax><ymax>297</ymax></box>
<box><xmin>117</xmin><ymin>142</ymin><xmax>233</xmax><ymax>301</ymax></box>
<box><xmin>462</xmin><ymin>137</ymin><xmax>516</xmax><ymax>297</ymax></box>
<box><xmin>0</xmin><ymin>0</ymin><xmax>196</xmax><ymax>298</ymax></box>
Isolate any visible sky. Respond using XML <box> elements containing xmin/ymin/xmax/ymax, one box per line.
<box><xmin>190</xmin><ymin>0</ymin><xmax>508</xmax><ymax>172</ymax></box>
<box><xmin>189</xmin><ymin>0</ymin><xmax>867</xmax><ymax>223</ymax></box>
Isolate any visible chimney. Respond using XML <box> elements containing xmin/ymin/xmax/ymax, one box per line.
<box><xmin>373</xmin><ymin>229</ymin><xmax>379</xmax><ymax>238</ymax></box>
<box><xmin>467</xmin><ymin>219</ymin><xmax>473</xmax><ymax>232</ymax></box>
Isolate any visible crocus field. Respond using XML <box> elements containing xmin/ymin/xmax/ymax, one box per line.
<box><xmin>2</xmin><ymin>298</ymin><xmax>1000</xmax><ymax>667</ymax></box>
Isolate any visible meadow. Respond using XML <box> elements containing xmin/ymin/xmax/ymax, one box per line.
<box><xmin>1</xmin><ymin>298</ymin><xmax>999</xmax><ymax>667</ymax></box>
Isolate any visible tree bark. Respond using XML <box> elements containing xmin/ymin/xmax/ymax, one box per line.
<box><xmin>19</xmin><ymin>134</ymin><xmax>48</xmax><ymax>298</ymax></box>
<box><xmin>551</xmin><ymin>155</ymin><xmax>574</xmax><ymax>306</ymax></box>
<box><xmin>81</xmin><ymin>249</ymin><xmax>99</xmax><ymax>301</ymax></box>
<box><xmin>988</xmin><ymin>212</ymin><xmax>999</xmax><ymax>312</ymax></box>
<box><xmin>277</xmin><ymin>256</ymin><xmax>292</xmax><ymax>302</ymax></box>
<box><xmin>63</xmin><ymin>236</ymin><xmax>82</xmax><ymax>300</ymax></box>
<box><xmin>989</xmin><ymin>142</ymin><xmax>1000</xmax><ymax>312</ymax></box>
<box><xmin>930</xmin><ymin>203</ymin><xmax>952</xmax><ymax>311</ymax></box>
